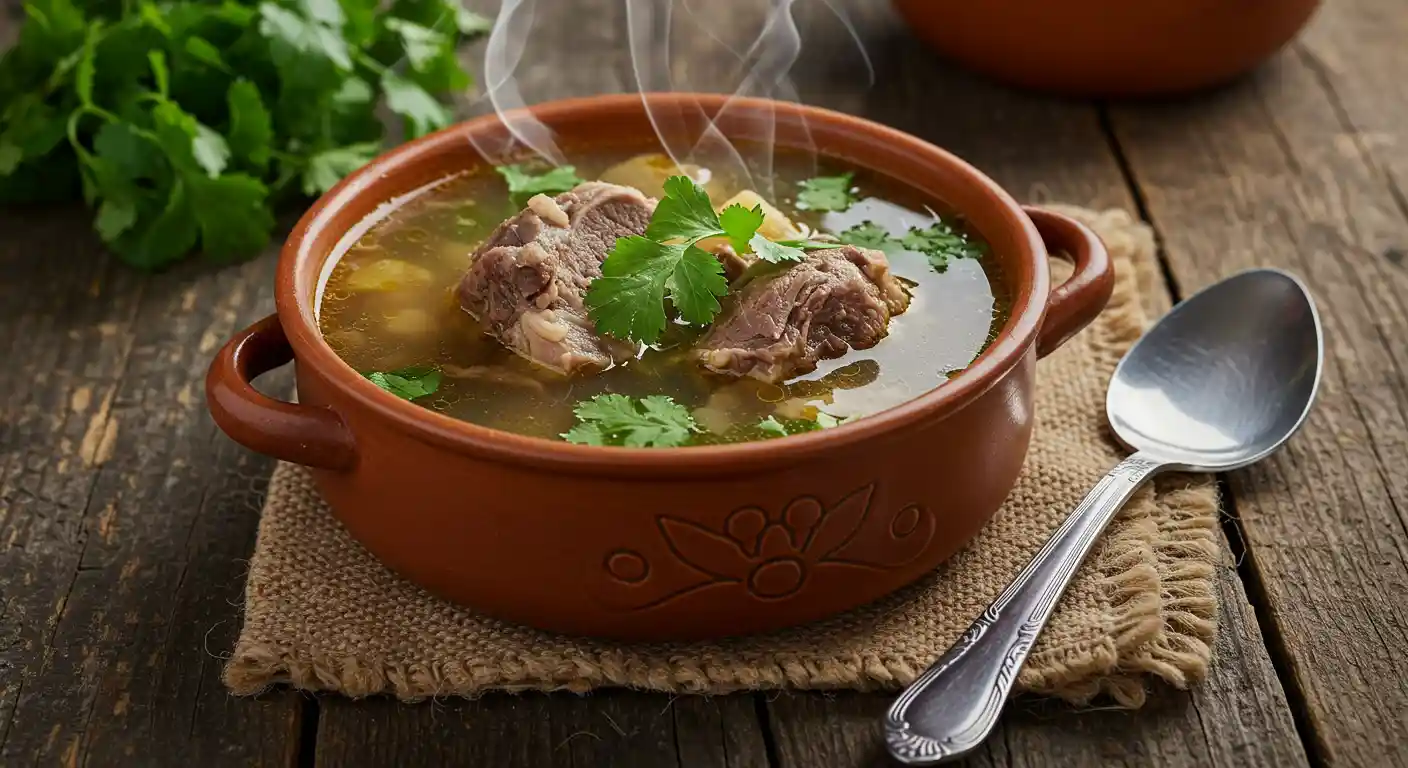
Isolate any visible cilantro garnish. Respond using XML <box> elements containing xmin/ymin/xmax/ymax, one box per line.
<box><xmin>562</xmin><ymin>394</ymin><xmax>697</xmax><ymax>448</ymax></box>
<box><xmin>363</xmin><ymin>366</ymin><xmax>441</xmax><ymax>401</ymax></box>
<box><xmin>775</xmin><ymin>238</ymin><xmax>842</xmax><ymax>251</ymax></box>
<box><xmin>901</xmin><ymin>221</ymin><xmax>988</xmax><ymax>272</ymax></box>
<box><xmin>496</xmin><ymin>164</ymin><xmax>586</xmax><ymax>205</ymax></box>
<box><xmin>795</xmin><ymin>173</ymin><xmax>855</xmax><ymax>211</ymax></box>
<box><xmin>758</xmin><ymin>415</ymin><xmax>820</xmax><ymax>438</ymax></box>
<box><xmin>0</xmin><ymin>0</ymin><xmax>490</xmax><ymax>269</ymax></box>
<box><xmin>838</xmin><ymin>221</ymin><xmax>902</xmax><ymax>255</ymax></box>
<box><xmin>586</xmin><ymin>176</ymin><xmax>807</xmax><ymax>345</ymax></box>
<box><xmin>836</xmin><ymin>220</ymin><xmax>985</xmax><ymax>272</ymax></box>
<box><xmin>758</xmin><ymin>412</ymin><xmax>849</xmax><ymax>438</ymax></box>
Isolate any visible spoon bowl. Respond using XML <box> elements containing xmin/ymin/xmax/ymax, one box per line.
<box><xmin>885</xmin><ymin>267</ymin><xmax>1324</xmax><ymax>765</ymax></box>
<box><xmin>1107</xmin><ymin>268</ymin><xmax>1323</xmax><ymax>472</ymax></box>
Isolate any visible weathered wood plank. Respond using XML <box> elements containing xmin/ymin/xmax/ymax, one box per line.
<box><xmin>314</xmin><ymin>691</ymin><xmax>769</xmax><ymax>768</ymax></box>
<box><xmin>0</xmin><ymin>210</ymin><xmax>304</xmax><ymax>766</ymax></box>
<box><xmin>1109</xmin><ymin>12</ymin><xmax>1408</xmax><ymax>763</ymax></box>
<box><xmin>766</xmin><ymin>556</ymin><xmax>1306</xmax><ymax>768</ymax></box>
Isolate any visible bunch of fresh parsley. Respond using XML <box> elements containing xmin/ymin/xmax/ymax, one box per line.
<box><xmin>0</xmin><ymin>0</ymin><xmax>489</xmax><ymax>269</ymax></box>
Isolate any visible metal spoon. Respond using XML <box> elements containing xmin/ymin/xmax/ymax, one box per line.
<box><xmin>884</xmin><ymin>268</ymin><xmax>1323</xmax><ymax>765</ymax></box>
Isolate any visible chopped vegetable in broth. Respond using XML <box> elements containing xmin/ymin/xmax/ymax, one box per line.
<box><xmin>317</xmin><ymin>147</ymin><xmax>1009</xmax><ymax>446</ymax></box>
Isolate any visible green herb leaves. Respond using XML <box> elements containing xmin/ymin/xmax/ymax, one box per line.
<box><xmin>0</xmin><ymin>0</ymin><xmax>489</xmax><ymax>269</ymax></box>
<box><xmin>562</xmin><ymin>394</ymin><xmax>697</xmax><ymax>448</ymax></box>
<box><xmin>838</xmin><ymin>221</ymin><xmax>900</xmax><ymax>254</ymax></box>
<box><xmin>757</xmin><ymin>412</ymin><xmax>848</xmax><ymax>438</ymax></box>
<box><xmin>496</xmin><ymin>163</ymin><xmax>585</xmax><ymax>205</ymax></box>
<box><xmin>795</xmin><ymin>172</ymin><xmax>855</xmax><ymax>211</ymax></box>
<box><xmin>363</xmin><ymin>366</ymin><xmax>441</xmax><ymax>400</ymax></box>
<box><xmin>586</xmin><ymin>176</ymin><xmax>805</xmax><ymax>345</ymax></box>
<box><xmin>901</xmin><ymin>221</ymin><xmax>988</xmax><ymax>271</ymax></box>
<box><xmin>838</xmin><ymin>220</ymin><xmax>986</xmax><ymax>272</ymax></box>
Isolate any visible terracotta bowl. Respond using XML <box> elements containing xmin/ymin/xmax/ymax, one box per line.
<box><xmin>891</xmin><ymin>0</ymin><xmax>1322</xmax><ymax>96</ymax></box>
<box><xmin>206</xmin><ymin>94</ymin><xmax>1113</xmax><ymax>641</ymax></box>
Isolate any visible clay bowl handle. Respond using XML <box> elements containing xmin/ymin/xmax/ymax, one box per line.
<box><xmin>1025</xmin><ymin>207</ymin><xmax>1115</xmax><ymax>358</ymax></box>
<box><xmin>206</xmin><ymin>314</ymin><xmax>357</xmax><ymax>470</ymax></box>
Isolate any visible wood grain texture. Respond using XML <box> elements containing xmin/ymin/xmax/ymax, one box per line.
<box><xmin>0</xmin><ymin>209</ymin><xmax>304</xmax><ymax>766</ymax></box>
<box><xmin>314</xmin><ymin>691</ymin><xmax>768</xmax><ymax>768</ymax></box>
<box><xmin>765</xmin><ymin>555</ymin><xmax>1306</xmax><ymax>768</ymax></box>
<box><xmin>1109</xmin><ymin>6</ymin><xmax>1408</xmax><ymax>762</ymax></box>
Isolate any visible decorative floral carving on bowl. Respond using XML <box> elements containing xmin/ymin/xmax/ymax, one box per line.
<box><xmin>599</xmin><ymin>483</ymin><xmax>937</xmax><ymax>611</ymax></box>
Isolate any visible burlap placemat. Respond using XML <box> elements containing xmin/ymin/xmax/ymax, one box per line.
<box><xmin>225</xmin><ymin>206</ymin><xmax>1220</xmax><ymax>707</ymax></box>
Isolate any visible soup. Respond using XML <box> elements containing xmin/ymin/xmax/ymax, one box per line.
<box><xmin>317</xmin><ymin>148</ymin><xmax>1009</xmax><ymax>446</ymax></box>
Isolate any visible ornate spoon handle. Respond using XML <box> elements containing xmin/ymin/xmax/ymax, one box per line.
<box><xmin>884</xmin><ymin>452</ymin><xmax>1166</xmax><ymax>765</ymax></box>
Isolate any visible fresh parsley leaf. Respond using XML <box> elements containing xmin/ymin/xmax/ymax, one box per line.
<box><xmin>95</xmin><ymin>198</ymin><xmax>138</xmax><ymax>242</ymax></box>
<box><xmin>302</xmin><ymin>142</ymin><xmax>381</xmax><ymax>195</ymax></box>
<box><xmin>364</xmin><ymin>366</ymin><xmax>442</xmax><ymax>400</ymax></box>
<box><xmin>775</xmin><ymin>238</ymin><xmax>842</xmax><ymax>251</ymax></box>
<box><xmin>646</xmin><ymin>175</ymin><xmax>724</xmax><ymax>243</ymax></box>
<box><xmin>758</xmin><ymin>416</ymin><xmax>788</xmax><ymax>437</ymax></box>
<box><xmin>184</xmin><ymin>37</ymin><xmax>230</xmax><ymax>71</ymax></box>
<box><xmin>333</xmin><ymin>77</ymin><xmax>375</xmax><ymax>107</ymax></box>
<box><xmin>257</xmin><ymin>1</ymin><xmax>352</xmax><ymax>70</ymax></box>
<box><xmin>456</xmin><ymin>8</ymin><xmax>493</xmax><ymax>34</ymax></box>
<box><xmin>795</xmin><ymin>173</ymin><xmax>855</xmax><ymax>211</ymax></box>
<box><xmin>837</xmin><ymin>221</ymin><xmax>900</xmax><ymax>253</ymax></box>
<box><xmin>150</xmin><ymin>100</ymin><xmax>228</xmax><ymax>179</ymax></box>
<box><xmin>118</xmin><ymin>178</ymin><xmax>200</xmax><ymax>269</ymax></box>
<box><xmin>719</xmin><ymin>203</ymin><xmax>765</xmax><ymax>253</ymax></box>
<box><xmin>495</xmin><ymin>164</ymin><xmax>585</xmax><ymax>204</ymax></box>
<box><xmin>74</xmin><ymin>25</ymin><xmax>98</xmax><ymax>106</ymax></box>
<box><xmin>384</xmin><ymin>18</ymin><xmax>447</xmax><ymax>71</ymax></box>
<box><xmin>758</xmin><ymin>415</ymin><xmax>825</xmax><ymax>437</ymax></box>
<box><xmin>758</xmin><ymin>414</ymin><xmax>841</xmax><ymax>438</ymax></box>
<box><xmin>226</xmin><ymin>80</ymin><xmax>273</xmax><ymax>171</ymax></box>
<box><xmin>667</xmin><ymin>244</ymin><xmax>730</xmax><ymax>324</ymax></box>
<box><xmin>562</xmin><ymin>394</ymin><xmax>697</xmax><ymax>448</ymax></box>
<box><xmin>901</xmin><ymin>221</ymin><xmax>986</xmax><ymax>272</ymax></box>
<box><xmin>188</xmin><ymin>174</ymin><xmax>276</xmax><ymax>261</ymax></box>
<box><xmin>148</xmin><ymin>50</ymin><xmax>170</xmax><ymax>97</ymax></box>
<box><xmin>300</xmin><ymin>0</ymin><xmax>347</xmax><ymax>29</ymax></box>
<box><xmin>748</xmin><ymin>233</ymin><xmax>806</xmax><ymax>264</ymax></box>
<box><xmin>0</xmin><ymin>144</ymin><xmax>21</xmax><ymax>175</ymax></box>
<box><xmin>585</xmin><ymin>237</ymin><xmax>678</xmax><ymax>345</ymax></box>
<box><xmin>381</xmin><ymin>70</ymin><xmax>452</xmax><ymax>138</ymax></box>
<box><xmin>92</xmin><ymin>122</ymin><xmax>163</xmax><ymax>181</ymax></box>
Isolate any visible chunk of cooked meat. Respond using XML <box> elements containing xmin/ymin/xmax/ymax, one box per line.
<box><xmin>695</xmin><ymin>245</ymin><xmax>911</xmax><ymax>384</ymax></box>
<box><xmin>457</xmin><ymin>182</ymin><xmax>654</xmax><ymax>375</ymax></box>
<box><xmin>710</xmin><ymin>243</ymin><xmax>753</xmax><ymax>283</ymax></box>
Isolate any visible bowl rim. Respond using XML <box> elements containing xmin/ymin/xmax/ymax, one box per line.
<box><xmin>276</xmin><ymin>92</ymin><xmax>1049</xmax><ymax>475</ymax></box>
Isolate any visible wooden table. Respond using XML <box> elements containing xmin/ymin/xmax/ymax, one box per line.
<box><xmin>3</xmin><ymin>0</ymin><xmax>1406</xmax><ymax>765</ymax></box>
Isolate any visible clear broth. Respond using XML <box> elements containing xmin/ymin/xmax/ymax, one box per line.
<box><xmin>317</xmin><ymin>148</ymin><xmax>1010</xmax><ymax>444</ymax></box>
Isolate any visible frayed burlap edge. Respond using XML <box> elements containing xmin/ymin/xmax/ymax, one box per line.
<box><xmin>1015</xmin><ymin>206</ymin><xmax>1219</xmax><ymax>707</ymax></box>
<box><xmin>223</xmin><ymin>207</ymin><xmax>1220</xmax><ymax>707</ymax></box>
